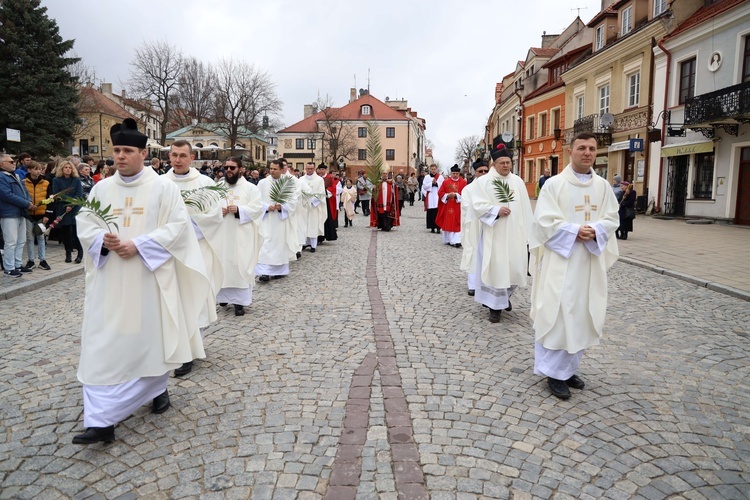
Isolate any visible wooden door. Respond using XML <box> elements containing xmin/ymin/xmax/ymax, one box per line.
<box><xmin>735</xmin><ymin>147</ymin><xmax>750</xmax><ymax>225</ymax></box>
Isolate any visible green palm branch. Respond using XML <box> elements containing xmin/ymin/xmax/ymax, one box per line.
<box><xmin>492</xmin><ymin>178</ymin><xmax>515</xmax><ymax>203</ymax></box>
<box><xmin>269</xmin><ymin>175</ymin><xmax>296</xmax><ymax>205</ymax></box>
<box><xmin>301</xmin><ymin>190</ymin><xmax>325</xmax><ymax>202</ymax></box>
<box><xmin>365</xmin><ymin>121</ymin><xmax>384</xmax><ymax>194</ymax></box>
<box><xmin>181</xmin><ymin>185</ymin><xmax>228</xmax><ymax>212</ymax></box>
<box><xmin>61</xmin><ymin>195</ymin><xmax>119</xmax><ymax>233</ymax></box>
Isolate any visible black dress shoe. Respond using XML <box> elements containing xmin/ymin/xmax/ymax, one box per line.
<box><xmin>505</xmin><ymin>301</ymin><xmax>512</xmax><ymax>312</ymax></box>
<box><xmin>436</xmin><ymin>229</ymin><xmax>441</xmax><ymax>234</ymax></box>
<box><xmin>454</xmin><ymin>243</ymin><xmax>462</xmax><ymax>249</ymax></box>
<box><xmin>72</xmin><ymin>426</ymin><xmax>115</xmax><ymax>444</ymax></box>
<box><xmin>548</xmin><ymin>377</ymin><xmax>571</xmax><ymax>399</ymax></box>
<box><xmin>234</xmin><ymin>304</ymin><xmax>245</xmax><ymax>316</ymax></box>
<box><xmin>152</xmin><ymin>389</ymin><xmax>170</xmax><ymax>414</ymax></box>
<box><xmin>310</xmin><ymin>247</ymin><xmax>316</xmax><ymax>253</ymax></box>
<box><xmin>430</xmin><ymin>228</ymin><xmax>434</xmax><ymax>233</ymax></box>
<box><xmin>218</xmin><ymin>302</ymin><xmax>228</xmax><ymax>307</ymax></box>
<box><xmin>296</xmin><ymin>251</ymin><xmax>302</xmax><ymax>259</ymax></box>
<box><xmin>174</xmin><ymin>361</ymin><xmax>193</xmax><ymax>376</ymax></box>
<box><xmin>259</xmin><ymin>275</ymin><xmax>270</xmax><ymax>282</ymax></box>
<box><xmin>489</xmin><ymin>308</ymin><xmax>502</xmax><ymax>323</ymax></box>
<box><xmin>565</xmin><ymin>374</ymin><xmax>585</xmax><ymax>390</ymax></box>
<box><xmin>65</xmin><ymin>256</ymin><xmax>72</xmax><ymax>263</ymax></box>
<box><xmin>468</xmin><ymin>289</ymin><xmax>475</xmax><ymax>296</ymax></box>
<box><xmin>74</xmin><ymin>253</ymin><xmax>83</xmax><ymax>264</ymax></box>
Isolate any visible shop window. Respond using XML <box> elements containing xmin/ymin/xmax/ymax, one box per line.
<box><xmin>692</xmin><ymin>152</ymin><xmax>714</xmax><ymax>199</ymax></box>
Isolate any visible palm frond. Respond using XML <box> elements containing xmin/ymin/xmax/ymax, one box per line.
<box><xmin>300</xmin><ymin>190</ymin><xmax>326</xmax><ymax>201</ymax></box>
<box><xmin>269</xmin><ymin>175</ymin><xmax>296</xmax><ymax>205</ymax></box>
<box><xmin>365</xmin><ymin>121</ymin><xmax>384</xmax><ymax>194</ymax></box>
<box><xmin>492</xmin><ymin>178</ymin><xmax>515</xmax><ymax>203</ymax></box>
<box><xmin>181</xmin><ymin>185</ymin><xmax>228</xmax><ymax>212</ymax></box>
<box><xmin>61</xmin><ymin>195</ymin><xmax>119</xmax><ymax>233</ymax></box>
<box><xmin>41</xmin><ymin>186</ymin><xmax>73</xmax><ymax>205</ymax></box>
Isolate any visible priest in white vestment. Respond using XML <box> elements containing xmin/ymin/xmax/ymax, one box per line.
<box><xmin>215</xmin><ymin>157</ymin><xmax>265</xmax><ymax>315</ymax></box>
<box><xmin>164</xmin><ymin>140</ymin><xmax>224</xmax><ymax>375</ymax></box>
<box><xmin>282</xmin><ymin>161</ymin><xmax>304</xmax><ymax>258</ymax></box>
<box><xmin>460</xmin><ymin>159</ymin><xmax>490</xmax><ymax>296</ymax></box>
<box><xmin>529</xmin><ymin>133</ymin><xmax>619</xmax><ymax>400</ymax></box>
<box><xmin>255</xmin><ymin>159</ymin><xmax>299</xmax><ymax>281</ymax></box>
<box><xmin>73</xmin><ymin>119</ymin><xmax>208</xmax><ymax>444</ymax></box>
<box><xmin>297</xmin><ymin>162</ymin><xmax>326</xmax><ymax>253</ymax></box>
<box><xmin>470</xmin><ymin>144</ymin><xmax>533</xmax><ymax>323</ymax></box>
<box><xmin>421</xmin><ymin>163</ymin><xmax>443</xmax><ymax>233</ymax></box>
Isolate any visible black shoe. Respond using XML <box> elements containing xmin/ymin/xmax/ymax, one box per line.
<box><xmin>310</xmin><ymin>247</ymin><xmax>316</xmax><ymax>253</ymax></box>
<box><xmin>259</xmin><ymin>275</ymin><xmax>270</xmax><ymax>282</ymax></box>
<box><xmin>234</xmin><ymin>304</ymin><xmax>245</xmax><ymax>316</ymax></box>
<box><xmin>430</xmin><ymin>228</ymin><xmax>435</xmax><ymax>233</ymax></box>
<box><xmin>4</xmin><ymin>270</ymin><xmax>22</xmax><ymax>277</ymax></box>
<box><xmin>38</xmin><ymin>260</ymin><xmax>51</xmax><ymax>270</ymax></box>
<box><xmin>218</xmin><ymin>302</ymin><xmax>228</xmax><ymax>306</ymax></box>
<box><xmin>18</xmin><ymin>266</ymin><xmax>32</xmax><ymax>273</ymax></box>
<box><xmin>74</xmin><ymin>254</ymin><xmax>82</xmax><ymax>264</ymax></box>
<box><xmin>72</xmin><ymin>426</ymin><xmax>115</xmax><ymax>444</ymax></box>
<box><xmin>468</xmin><ymin>289</ymin><xmax>475</xmax><ymax>296</ymax></box>
<box><xmin>548</xmin><ymin>377</ymin><xmax>571</xmax><ymax>399</ymax></box>
<box><xmin>436</xmin><ymin>229</ymin><xmax>441</xmax><ymax>234</ymax></box>
<box><xmin>489</xmin><ymin>308</ymin><xmax>502</xmax><ymax>323</ymax></box>
<box><xmin>565</xmin><ymin>375</ymin><xmax>585</xmax><ymax>390</ymax></box>
<box><xmin>174</xmin><ymin>362</ymin><xmax>193</xmax><ymax>377</ymax></box>
<box><xmin>454</xmin><ymin>243</ymin><xmax>462</xmax><ymax>249</ymax></box>
<box><xmin>296</xmin><ymin>251</ymin><xmax>302</xmax><ymax>259</ymax></box>
<box><xmin>152</xmin><ymin>390</ymin><xmax>170</xmax><ymax>414</ymax></box>
<box><xmin>25</xmin><ymin>260</ymin><xmax>35</xmax><ymax>269</ymax></box>
<box><xmin>65</xmin><ymin>255</ymin><xmax>72</xmax><ymax>263</ymax></box>
<box><xmin>621</xmin><ymin>233</ymin><xmax>628</xmax><ymax>240</ymax></box>
<box><xmin>505</xmin><ymin>301</ymin><xmax>512</xmax><ymax>312</ymax></box>
<box><xmin>271</xmin><ymin>275</ymin><xmax>284</xmax><ymax>280</ymax></box>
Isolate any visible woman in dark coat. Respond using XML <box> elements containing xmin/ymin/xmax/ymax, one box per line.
<box><xmin>52</xmin><ymin>160</ymin><xmax>84</xmax><ymax>262</ymax></box>
<box><xmin>617</xmin><ymin>181</ymin><xmax>636</xmax><ymax>240</ymax></box>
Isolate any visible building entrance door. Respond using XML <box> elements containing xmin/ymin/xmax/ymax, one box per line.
<box><xmin>735</xmin><ymin>147</ymin><xmax>750</xmax><ymax>225</ymax></box>
<box><xmin>551</xmin><ymin>156</ymin><xmax>559</xmax><ymax>175</ymax></box>
<box><xmin>624</xmin><ymin>152</ymin><xmax>635</xmax><ymax>182</ymax></box>
<box><xmin>665</xmin><ymin>156</ymin><xmax>688</xmax><ymax>216</ymax></box>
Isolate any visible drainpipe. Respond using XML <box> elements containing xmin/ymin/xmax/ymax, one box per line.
<box><xmin>99</xmin><ymin>113</ymin><xmax>103</xmax><ymax>160</ymax></box>
<box><xmin>514</xmin><ymin>89</ymin><xmax>523</xmax><ymax>177</ymax></box>
<box><xmin>656</xmin><ymin>36</ymin><xmax>672</xmax><ymax>210</ymax></box>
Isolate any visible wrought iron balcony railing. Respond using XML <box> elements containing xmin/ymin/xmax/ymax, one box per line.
<box><xmin>573</xmin><ymin>114</ymin><xmax>613</xmax><ymax>146</ymax></box>
<box><xmin>684</xmin><ymin>81</ymin><xmax>750</xmax><ymax>125</ymax></box>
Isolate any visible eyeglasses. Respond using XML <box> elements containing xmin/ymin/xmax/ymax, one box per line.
<box><xmin>225</xmin><ymin>166</ymin><xmax>239</xmax><ymax>171</ymax></box>
<box><xmin>476</xmin><ymin>169</ymin><xmax>489</xmax><ymax>174</ymax></box>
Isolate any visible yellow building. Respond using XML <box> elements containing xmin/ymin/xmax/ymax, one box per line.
<box><xmin>73</xmin><ymin>85</ymin><xmax>140</xmax><ymax>160</ymax></box>
<box><xmin>165</xmin><ymin>123</ymin><xmax>269</xmax><ymax>167</ymax></box>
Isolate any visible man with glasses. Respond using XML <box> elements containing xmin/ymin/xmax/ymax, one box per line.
<box><xmin>214</xmin><ymin>156</ymin><xmax>264</xmax><ymax>316</ymax></box>
<box><xmin>460</xmin><ymin>158</ymin><xmax>490</xmax><ymax>296</ymax></box>
<box><xmin>0</xmin><ymin>154</ymin><xmax>35</xmax><ymax>276</ymax></box>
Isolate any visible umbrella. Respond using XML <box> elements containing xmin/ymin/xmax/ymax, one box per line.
<box><xmin>147</xmin><ymin>140</ymin><xmax>163</xmax><ymax>148</ymax></box>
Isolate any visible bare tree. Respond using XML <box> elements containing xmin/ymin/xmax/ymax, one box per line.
<box><xmin>173</xmin><ymin>57</ymin><xmax>215</xmax><ymax>128</ymax></box>
<box><xmin>67</xmin><ymin>55</ymin><xmax>99</xmax><ymax>140</ymax></box>
<box><xmin>455</xmin><ymin>134</ymin><xmax>482</xmax><ymax>165</ymax></box>
<box><xmin>213</xmin><ymin>58</ymin><xmax>282</xmax><ymax>154</ymax></box>
<box><xmin>128</xmin><ymin>40</ymin><xmax>182</xmax><ymax>144</ymax></box>
<box><xmin>313</xmin><ymin>96</ymin><xmax>358</xmax><ymax>168</ymax></box>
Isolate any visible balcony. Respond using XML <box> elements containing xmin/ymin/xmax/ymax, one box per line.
<box><xmin>684</xmin><ymin>81</ymin><xmax>750</xmax><ymax>136</ymax></box>
<box><xmin>573</xmin><ymin>114</ymin><xmax>613</xmax><ymax>146</ymax></box>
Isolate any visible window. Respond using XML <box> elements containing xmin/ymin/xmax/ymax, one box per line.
<box><xmin>628</xmin><ymin>72</ymin><xmax>640</xmax><ymax>107</ymax></box>
<box><xmin>539</xmin><ymin>112</ymin><xmax>548</xmax><ymax>137</ymax></box>
<box><xmin>386</xmin><ymin>127</ymin><xmax>395</xmax><ymax>138</ymax></box>
<box><xmin>576</xmin><ymin>95</ymin><xmax>585</xmax><ymax>120</ymax></box>
<box><xmin>361</xmin><ymin>105</ymin><xmax>371</xmax><ymax>115</ymax></box>
<box><xmin>296</xmin><ymin>162</ymin><xmax>304</xmax><ymax>170</ymax></box>
<box><xmin>386</xmin><ymin>149</ymin><xmax>395</xmax><ymax>161</ymax></box>
<box><xmin>679</xmin><ymin>57</ymin><xmax>696</xmax><ymax>104</ymax></box>
<box><xmin>295</xmin><ymin>138</ymin><xmax>304</xmax><ymax>150</ymax></box>
<box><xmin>552</xmin><ymin>108</ymin><xmax>561</xmax><ymax>133</ymax></box>
<box><xmin>692</xmin><ymin>152</ymin><xmax>714</xmax><ymax>199</ymax></box>
<box><xmin>599</xmin><ymin>84</ymin><xmax>610</xmax><ymax>115</ymax></box>
<box><xmin>595</xmin><ymin>25</ymin><xmax>605</xmax><ymax>50</ymax></box>
<box><xmin>654</xmin><ymin>0</ymin><xmax>667</xmax><ymax>16</ymax></box>
<box><xmin>307</xmin><ymin>139</ymin><xmax>316</xmax><ymax>150</ymax></box>
<box><xmin>358</xmin><ymin>127</ymin><xmax>367</xmax><ymax>138</ymax></box>
<box><xmin>358</xmin><ymin>149</ymin><xmax>366</xmax><ymax>160</ymax></box>
<box><xmin>527</xmin><ymin>116</ymin><xmax>535</xmax><ymax>140</ymax></box>
<box><xmin>524</xmin><ymin>159</ymin><xmax>534</xmax><ymax>183</ymax></box>
<box><xmin>621</xmin><ymin>6</ymin><xmax>633</xmax><ymax>36</ymax></box>
<box><xmin>743</xmin><ymin>36</ymin><xmax>750</xmax><ymax>82</ymax></box>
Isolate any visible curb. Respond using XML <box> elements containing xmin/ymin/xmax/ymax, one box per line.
<box><xmin>618</xmin><ymin>256</ymin><xmax>750</xmax><ymax>302</ymax></box>
<box><xmin>0</xmin><ymin>266</ymin><xmax>85</xmax><ymax>301</ymax></box>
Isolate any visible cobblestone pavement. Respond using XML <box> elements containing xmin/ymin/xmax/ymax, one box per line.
<box><xmin>1</xmin><ymin>205</ymin><xmax>749</xmax><ymax>499</ymax></box>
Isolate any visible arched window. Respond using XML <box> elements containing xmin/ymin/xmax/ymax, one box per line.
<box><xmin>195</xmin><ymin>143</ymin><xmax>204</xmax><ymax>149</ymax></box>
<box><xmin>361</xmin><ymin>105</ymin><xmax>371</xmax><ymax>115</ymax></box>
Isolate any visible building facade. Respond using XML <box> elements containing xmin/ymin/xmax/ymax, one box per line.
<box><xmin>73</xmin><ymin>85</ymin><xmax>139</xmax><ymax>160</ymax></box>
<box><xmin>165</xmin><ymin>123</ymin><xmax>269</xmax><ymax>167</ymax></box>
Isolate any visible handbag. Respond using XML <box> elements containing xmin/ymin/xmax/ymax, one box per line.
<box><xmin>624</xmin><ymin>207</ymin><xmax>636</xmax><ymax>220</ymax></box>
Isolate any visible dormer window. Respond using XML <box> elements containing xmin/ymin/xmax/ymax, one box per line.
<box><xmin>595</xmin><ymin>25</ymin><xmax>605</xmax><ymax>50</ymax></box>
<box><xmin>621</xmin><ymin>6</ymin><xmax>633</xmax><ymax>36</ymax></box>
<box><xmin>361</xmin><ymin>105</ymin><xmax>371</xmax><ymax>115</ymax></box>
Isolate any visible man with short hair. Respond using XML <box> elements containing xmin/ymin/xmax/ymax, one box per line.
<box><xmin>317</xmin><ymin>163</ymin><xmax>338</xmax><ymax>242</ymax></box>
<box><xmin>298</xmin><ymin>162</ymin><xmax>326</xmax><ymax>253</ymax></box>
<box><xmin>215</xmin><ymin>156</ymin><xmax>264</xmax><ymax>314</ymax></box>
<box><xmin>470</xmin><ymin>144</ymin><xmax>533</xmax><ymax>323</ymax></box>
<box><xmin>249</xmin><ymin>169</ymin><xmax>260</xmax><ymax>185</ymax></box>
<box><xmin>15</xmin><ymin>153</ymin><xmax>31</xmax><ymax>180</ymax></box>
<box><xmin>421</xmin><ymin>164</ymin><xmax>443</xmax><ymax>233</ymax></box>
<box><xmin>255</xmin><ymin>159</ymin><xmax>299</xmax><ymax>281</ymax></box>
<box><xmin>356</xmin><ymin>170</ymin><xmax>372</xmax><ymax>216</ymax></box>
<box><xmin>369</xmin><ymin>170</ymin><xmax>399</xmax><ymax>231</ymax></box>
<box><xmin>151</xmin><ymin>158</ymin><xmax>164</xmax><ymax>175</ymax></box>
<box><xmin>436</xmin><ymin>165</ymin><xmax>467</xmax><ymax>247</ymax></box>
<box><xmin>23</xmin><ymin>161</ymin><xmax>52</xmax><ymax>270</ymax></box>
<box><xmin>530</xmin><ymin>133</ymin><xmax>619</xmax><ymax>400</ymax></box>
<box><xmin>72</xmin><ymin>119</ymin><xmax>207</xmax><ymax>444</ymax></box>
<box><xmin>164</xmin><ymin>140</ymin><xmax>223</xmax><ymax>375</ymax></box>
<box><xmin>460</xmin><ymin>158</ymin><xmax>490</xmax><ymax>296</ymax></box>
<box><xmin>0</xmin><ymin>153</ymin><xmax>35</xmax><ymax>276</ymax></box>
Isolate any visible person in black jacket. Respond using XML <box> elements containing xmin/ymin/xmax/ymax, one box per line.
<box><xmin>617</xmin><ymin>181</ymin><xmax>636</xmax><ymax>240</ymax></box>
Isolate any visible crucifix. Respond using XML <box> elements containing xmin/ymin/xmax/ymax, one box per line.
<box><xmin>113</xmin><ymin>197</ymin><xmax>144</xmax><ymax>228</ymax></box>
<box><xmin>226</xmin><ymin>189</ymin><xmax>238</xmax><ymax>206</ymax></box>
<box><xmin>575</xmin><ymin>195</ymin><xmax>598</xmax><ymax>222</ymax></box>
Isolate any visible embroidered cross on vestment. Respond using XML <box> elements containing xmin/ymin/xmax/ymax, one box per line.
<box><xmin>574</xmin><ymin>195</ymin><xmax>598</xmax><ymax>222</ymax></box>
<box><xmin>113</xmin><ymin>197</ymin><xmax>144</xmax><ymax>228</ymax></box>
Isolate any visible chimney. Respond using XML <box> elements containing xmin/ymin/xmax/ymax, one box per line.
<box><xmin>101</xmin><ymin>83</ymin><xmax>112</xmax><ymax>95</ymax></box>
<box><xmin>350</xmin><ymin>88</ymin><xmax>357</xmax><ymax>103</ymax></box>
<box><xmin>304</xmin><ymin>104</ymin><xmax>314</xmax><ymax>118</ymax></box>
<box><xmin>121</xmin><ymin>88</ymin><xmax>126</xmax><ymax>99</ymax></box>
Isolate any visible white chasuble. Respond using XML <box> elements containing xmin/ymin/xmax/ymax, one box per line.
<box><xmin>76</xmin><ymin>169</ymin><xmax>208</xmax><ymax>386</ymax></box>
<box><xmin>529</xmin><ymin>166</ymin><xmax>619</xmax><ymax>353</ymax></box>
<box><xmin>471</xmin><ymin>169</ymin><xmax>533</xmax><ymax>289</ymax></box>
<box><xmin>215</xmin><ymin>176</ymin><xmax>265</xmax><ymax>290</ymax></box>
<box><xmin>256</xmin><ymin>175</ymin><xmax>299</xmax><ymax>266</ymax></box>
<box><xmin>459</xmin><ymin>181</ymin><xmax>481</xmax><ymax>274</ymax></box>
<box><xmin>298</xmin><ymin>174</ymin><xmax>326</xmax><ymax>240</ymax></box>
<box><xmin>165</xmin><ymin>168</ymin><xmax>223</xmax><ymax>328</ymax></box>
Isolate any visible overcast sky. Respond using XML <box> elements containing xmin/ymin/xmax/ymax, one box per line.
<box><xmin>43</xmin><ymin>0</ymin><xmax>602</xmax><ymax>165</ymax></box>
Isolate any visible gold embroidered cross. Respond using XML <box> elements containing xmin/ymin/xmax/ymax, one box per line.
<box><xmin>575</xmin><ymin>195</ymin><xmax>598</xmax><ymax>222</ymax></box>
<box><xmin>226</xmin><ymin>189</ymin><xmax>237</xmax><ymax>206</ymax></box>
<box><xmin>113</xmin><ymin>197</ymin><xmax>144</xmax><ymax>228</ymax></box>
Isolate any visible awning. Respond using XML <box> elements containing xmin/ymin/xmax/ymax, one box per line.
<box><xmin>661</xmin><ymin>141</ymin><xmax>714</xmax><ymax>157</ymax></box>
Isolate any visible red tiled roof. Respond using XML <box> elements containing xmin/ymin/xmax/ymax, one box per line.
<box><xmin>79</xmin><ymin>86</ymin><xmax>137</xmax><ymax>120</ymax></box>
<box><xmin>277</xmin><ymin>111</ymin><xmax>324</xmax><ymax>134</ymax></box>
<box><xmin>663</xmin><ymin>0</ymin><xmax>746</xmax><ymax>41</ymax></box>
<box><xmin>587</xmin><ymin>5</ymin><xmax>617</xmax><ymax>27</ymax></box>
<box><xmin>530</xmin><ymin>47</ymin><xmax>559</xmax><ymax>58</ymax></box>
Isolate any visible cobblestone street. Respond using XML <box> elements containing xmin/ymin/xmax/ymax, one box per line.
<box><xmin>1</xmin><ymin>205</ymin><xmax>749</xmax><ymax>499</ymax></box>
